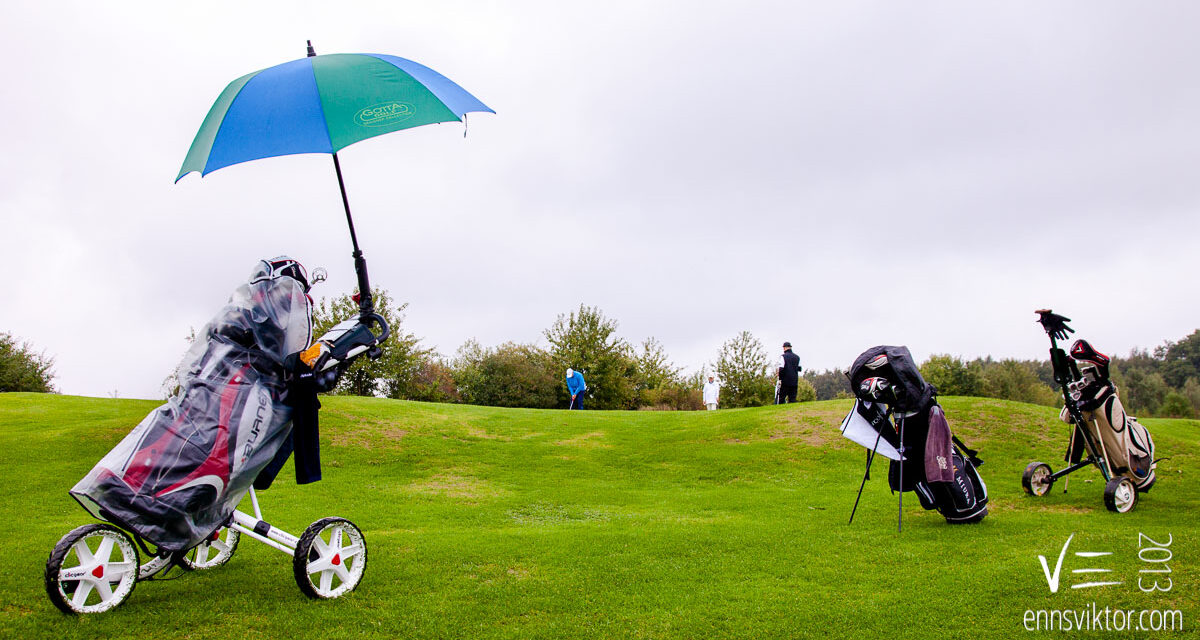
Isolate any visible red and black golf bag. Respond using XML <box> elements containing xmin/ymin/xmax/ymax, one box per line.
<box><xmin>70</xmin><ymin>259</ymin><xmax>320</xmax><ymax>553</ymax></box>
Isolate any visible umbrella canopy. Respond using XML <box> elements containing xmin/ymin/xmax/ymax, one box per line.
<box><xmin>177</xmin><ymin>52</ymin><xmax>493</xmax><ymax>181</ymax></box>
<box><xmin>176</xmin><ymin>44</ymin><xmax>492</xmax><ymax>318</ymax></box>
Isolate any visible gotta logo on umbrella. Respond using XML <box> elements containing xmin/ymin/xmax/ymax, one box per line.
<box><xmin>355</xmin><ymin>102</ymin><xmax>416</xmax><ymax>127</ymax></box>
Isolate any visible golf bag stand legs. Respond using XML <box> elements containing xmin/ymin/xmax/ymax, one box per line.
<box><xmin>848</xmin><ymin>429</ymin><xmax>885</xmax><ymax>525</ymax></box>
<box><xmin>897</xmin><ymin>414</ymin><xmax>905</xmax><ymax>534</ymax></box>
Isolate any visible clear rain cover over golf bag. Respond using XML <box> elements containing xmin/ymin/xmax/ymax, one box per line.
<box><xmin>70</xmin><ymin>262</ymin><xmax>312</xmax><ymax>552</ymax></box>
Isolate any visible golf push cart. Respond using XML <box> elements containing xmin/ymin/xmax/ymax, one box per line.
<box><xmin>45</xmin><ymin>259</ymin><xmax>389</xmax><ymax>614</ymax></box>
<box><xmin>1022</xmin><ymin>310</ymin><xmax>1158</xmax><ymax>513</ymax></box>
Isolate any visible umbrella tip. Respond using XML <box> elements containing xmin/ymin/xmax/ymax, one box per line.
<box><xmin>306</xmin><ymin>40</ymin><xmax>316</xmax><ymax>57</ymax></box>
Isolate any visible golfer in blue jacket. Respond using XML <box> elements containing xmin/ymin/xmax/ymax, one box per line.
<box><xmin>566</xmin><ymin>367</ymin><xmax>586</xmax><ymax>410</ymax></box>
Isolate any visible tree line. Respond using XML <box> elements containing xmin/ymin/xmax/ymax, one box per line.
<box><xmin>311</xmin><ymin>291</ymin><xmax>805</xmax><ymax>410</ymax></box>
<box><xmin>803</xmin><ymin>330</ymin><xmax>1200</xmax><ymax>418</ymax></box>
<box><xmin>4</xmin><ymin>294</ymin><xmax>1199</xmax><ymax>418</ymax></box>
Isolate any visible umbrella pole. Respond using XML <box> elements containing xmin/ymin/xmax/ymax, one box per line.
<box><xmin>331</xmin><ymin>152</ymin><xmax>374</xmax><ymax>316</ymax></box>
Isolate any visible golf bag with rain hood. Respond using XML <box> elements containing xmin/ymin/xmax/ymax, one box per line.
<box><xmin>843</xmin><ymin>346</ymin><xmax>988</xmax><ymax>526</ymax></box>
<box><xmin>1023</xmin><ymin>310</ymin><xmax>1157</xmax><ymax>513</ymax></box>
<box><xmin>69</xmin><ymin>259</ymin><xmax>327</xmax><ymax>553</ymax></box>
<box><xmin>49</xmin><ymin>257</ymin><xmax>389</xmax><ymax>613</ymax></box>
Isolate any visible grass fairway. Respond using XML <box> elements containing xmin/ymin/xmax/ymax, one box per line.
<box><xmin>1</xmin><ymin>393</ymin><xmax>1196</xmax><ymax>638</ymax></box>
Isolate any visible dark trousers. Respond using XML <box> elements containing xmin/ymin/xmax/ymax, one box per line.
<box><xmin>570</xmin><ymin>395</ymin><xmax>584</xmax><ymax>410</ymax></box>
<box><xmin>776</xmin><ymin>384</ymin><xmax>797</xmax><ymax>404</ymax></box>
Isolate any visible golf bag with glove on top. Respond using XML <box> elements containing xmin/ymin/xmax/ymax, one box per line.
<box><xmin>1023</xmin><ymin>310</ymin><xmax>1156</xmax><ymax>513</ymax></box>
<box><xmin>843</xmin><ymin>346</ymin><xmax>988</xmax><ymax>526</ymax></box>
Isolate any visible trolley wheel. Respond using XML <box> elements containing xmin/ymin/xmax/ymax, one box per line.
<box><xmin>45</xmin><ymin>524</ymin><xmax>140</xmax><ymax>614</ymax></box>
<box><xmin>292</xmin><ymin>517</ymin><xmax>367</xmax><ymax>599</ymax></box>
<box><xmin>182</xmin><ymin>527</ymin><xmax>240</xmax><ymax>570</ymax></box>
<box><xmin>1022</xmin><ymin>462</ymin><xmax>1055</xmax><ymax>497</ymax></box>
<box><xmin>1104</xmin><ymin>477</ymin><xmax>1138</xmax><ymax>513</ymax></box>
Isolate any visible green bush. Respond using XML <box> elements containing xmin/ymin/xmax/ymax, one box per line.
<box><xmin>715</xmin><ymin>331</ymin><xmax>774</xmax><ymax>408</ymax></box>
<box><xmin>0</xmin><ymin>333</ymin><xmax>55</xmax><ymax>393</ymax></box>
<box><xmin>920</xmin><ymin>355</ymin><xmax>984</xmax><ymax>397</ymax></box>
<box><xmin>1159</xmin><ymin>391</ymin><xmax>1194</xmax><ymax>418</ymax></box>
<box><xmin>452</xmin><ymin>341</ymin><xmax>559</xmax><ymax>409</ymax></box>
<box><xmin>980</xmin><ymin>360</ymin><xmax>1059</xmax><ymax>406</ymax></box>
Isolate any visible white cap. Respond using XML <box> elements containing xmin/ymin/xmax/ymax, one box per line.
<box><xmin>566</xmin><ymin>368</ymin><xmax>574</xmax><ymax>377</ymax></box>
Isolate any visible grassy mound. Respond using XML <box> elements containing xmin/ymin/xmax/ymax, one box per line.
<box><xmin>1</xmin><ymin>393</ymin><xmax>1195</xmax><ymax>638</ymax></box>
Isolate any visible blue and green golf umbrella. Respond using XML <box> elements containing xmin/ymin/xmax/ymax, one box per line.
<box><xmin>178</xmin><ymin>46</ymin><xmax>493</xmax><ymax>181</ymax></box>
<box><xmin>177</xmin><ymin>42</ymin><xmax>493</xmax><ymax>314</ymax></box>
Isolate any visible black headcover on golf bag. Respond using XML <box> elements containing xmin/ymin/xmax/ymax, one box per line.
<box><xmin>848</xmin><ymin>346</ymin><xmax>988</xmax><ymax>524</ymax></box>
<box><xmin>70</xmin><ymin>259</ymin><xmax>325</xmax><ymax>553</ymax></box>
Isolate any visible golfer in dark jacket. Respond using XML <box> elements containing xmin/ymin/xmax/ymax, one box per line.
<box><xmin>776</xmin><ymin>341</ymin><xmax>802</xmax><ymax>404</ymax></box>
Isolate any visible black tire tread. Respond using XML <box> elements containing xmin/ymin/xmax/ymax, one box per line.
<box><xmin>45</xmin><ymin>524</ymin><xmax>139</xmax><ymax>614</ymax></box>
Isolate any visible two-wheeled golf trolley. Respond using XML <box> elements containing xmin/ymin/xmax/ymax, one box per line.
<box><xmin>1021</xmin><ymin>310</ymin><xmax>1158</xmax><ymax>513</ymax></box>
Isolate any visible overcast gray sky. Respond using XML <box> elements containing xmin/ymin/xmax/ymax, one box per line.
<box><xmin>2</xmin><ymin>1</ymin><xmax>1198</xmax><ymax>399</ymax></box>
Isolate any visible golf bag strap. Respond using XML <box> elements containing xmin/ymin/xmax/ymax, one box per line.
<box><xmin>951</xmin><ymin>435</ymin><xmax>983</xmax><ymax>467</ymax></box>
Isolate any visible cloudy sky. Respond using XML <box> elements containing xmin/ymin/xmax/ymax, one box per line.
<box><xmin>3</xmin><ymin>1</ymin><xmax>1197</xmax><ymax>399</ymax></box>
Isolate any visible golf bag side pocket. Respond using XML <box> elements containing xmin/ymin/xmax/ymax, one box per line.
<box><xmin>927</xmin><ymin>450</ymin><xmax>989</xmax><ymax>524</ymax></box>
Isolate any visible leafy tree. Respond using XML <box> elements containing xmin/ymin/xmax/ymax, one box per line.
<box><xmin>407</xmin><ymin>358</ymin><xmax>460</xmax><ymax>404</ymax></box>
<box><xmin>1113</xmin><ymin>366</ymin><xmax>1170</xmax><ymax>416</ymax></box>
<box><xmin>1156</xmin><ymin>330</ymin><xmax>1200</xmax><ymax>389</ymax></box>
<box><xmin>0</xmin><ymin>332</ymin><xmax>56</xmax><ymax>393</ymax></box>
<box><xmin>632</xmin><ymin>337</ymin><xmax>685</xmax><ymax>407</ymax></box>
<box><xmin>980</xmin><ymin>360</ymin><xmax>1058</xmax><ymax>406</ymax></box>
<box><xmin>544</xmin><ymin>305</ymin><xmax>637</xmax><ymax>409</ymax></box>
<box><xmin>451</xmin><ymin>341</ymin><xmax>558</xmax><ymax>408</ymax></box>
<box><xmin>804</xmin><ymin>368</ymin><xmax>850</xmax><ymax>401</ymax></box>
<box><xmin>1159</xmin><ymin>391</ymin><xmax>1194</xmax><ymax>419</ymax></box>
<box><xmin>920</xmin><ymin>355</ymin><xmax>984</xmax><ymax>397</ymax></box>
<box><xmin>312</xmin><ymin>289</ymin><xmax>432</xmax><ymax>398</ymax></box>
<box><xmin>1183</xmin><ymin>378</ymin><xmax>1200</xmax><ymax>416</ymax></box>
<box><xmin>714</xmin><ymin>331</ymin><xmax>774</xmax><ymax>408</ymax></box>
<box><xmin>794</xmin><ymin>377</ymin><xmax>818</xmax><ymax>402</ymax></box>
<box><xmin>634</xmin><ymin>337</ymin><xmax>681</xmax><ymax>390</ymax></box>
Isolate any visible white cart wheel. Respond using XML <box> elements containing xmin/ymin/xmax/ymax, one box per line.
<box><xmin>1104</xmin><ymin>477</ymin><xmax>1138</xmax><ymax>513</ymax></box>
<box><xmin>182</xmin><ymin>527</ymin><xmax>240</xmax><ymax>570</ymax></box>
<box><xmin>1022</xmin><ymin>462</ymin><xmax>1054</xmax><ymax>497</ymax></box>
<box><xmin>45</xmin><ymin>524</ymin><xmax>140</xmax><ymax>614</ymax></box>
<box><xmin>292</xmin><ymin>517</ymin><xmax>367</xmax><ymax>599</ymax></box>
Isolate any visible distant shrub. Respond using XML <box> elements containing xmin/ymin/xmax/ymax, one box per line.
<box><xmin>0</xmin><ymin>332</ymin><xmax>56</xmax><ymax>393</ymax></box>
<box><xmin>639</xmin><ymin>385</ymin><xmax>703</xmax><ymax>411</ymax></box>
<box><xmin>980</xmin><ymin>360</ymin><xmax>1059</xmax><ymax>406</ymax></box>
<box><xmin>804</xmin><ymin>369</ymin><xmax>850</xmax><ymax>400</ymax></box>
<box><xmin>1159</xmin><ymin>391</ymin><xmax>1194</xmax><ymax>419</ymax></box>
<box><xmin>795</xmin><ymin>378</ymin><xmax>817</xmax><ymax>402</ymax></box>
<box><xmin>715</xmin><ymin>331</ymin><xmax>775</xmax><ymax>408</ymax></box>
<box><xmin>920</xmin><ymin>355</ymin><xmax>984</xmax><ymax>397</ymax></box>
<box><xmin>452</xmin><ymin>341</ymin><xmax>560</xmax><ymax>409</ymax></box>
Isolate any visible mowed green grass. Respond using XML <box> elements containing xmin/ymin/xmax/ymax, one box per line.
<box><xmin>0</xmin><ymin>393</ymin><xmax>1196</xmax><ymax>639</ymax></box>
